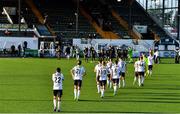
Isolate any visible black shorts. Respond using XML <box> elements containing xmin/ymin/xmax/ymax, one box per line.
<box><xmin>53</xmin><ymin>90</ymin><xmax>63</xmax><ymax>97</ymax></box>
<box><xmin>107</xmin><ymin>74</ymin><xmax>111</xmax><ymax>78</ymax></box>
<box><xmin>74</xmin><ymin>80</ymin><xmax>82</xmax><ymax>87</ymax></box>
<box><xmin>138</xmin><ymin>72</ymin><xmax>145</xmax><ymax>77</ymax></box>
<box><xmin>148</xmin><ymin>65</ymin><xmax>153</xmax><ymax>70</ymax></box>
<box><xmin>135</xmin><ymin>72</ymin><xmax>138</xmax><ymax>77</ymax></box>
<box><xmin>121</xmin><ymin>72</ymin><xmax>125</xmax><ymax>77</ymax></box>
<box><xmin>112</xmin><ymin>79</ymin><xmax>119</xmax><ymax>84</ymax></box>
<box><xmin>85</xmin><ymin>54</ymin><xmax>88</xmax><ymax>58</ymax></box>
<box><xmin>99</xmin><ymin>80</ymin><xmax>107</xmax><ymax>86</ymax></box>
<box><xmin>96</xmin><ymin>76</ymin><xmax>100</xmax><ymax>82</ymax></box>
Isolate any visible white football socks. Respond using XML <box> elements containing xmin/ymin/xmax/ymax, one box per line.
<box><xmin>97</xmin><ymin>84</ymin><xmax>100</xmax><ymax>93</ymax></box>
<box><xmin>100</xmin><ymin>88</ymin><xmax>104</xmax><ymax>97</ymax></box>
<box><xmin>107</xmin><ymin>80</ymin><xmax>110</xmax><ymax>87</ymax></box>
<box><xmin>74</xmin><ymin>89</ymin><xmax>77</xmax><ymax>99</ymax></box>
<box><xmin>133</xmin><ymin>77</ymin><xmax>137</xmax><ymax>85</ymax></box>
<box><xmin>77</xmin><ymin>90</ymin><xmax>80</xmax><ymax>100</ymax></box>
<box><xmin>113</xmin><ymin>85</ymin><xmax>117</xmax><ymax>95</ymax></box>
<box><xmin>109</xmin><ymin>81</ymin><xmax>112</xmax><ymax>88</ymax></box>
<box><xmin>138</xmin><ymin>77</ymin><xmax>141</xmax><ymax>87</ymax></box>
<box><xmin>57</xmin><ymin>100</ymin><xmax>61</xmax><ymax>110</ymax></box>
<box><xmin>53</xmin><ymin>99</ymin><xmax>56</xmax><ymax>109</ymax></box>
<box><xmin>141</xmin><ymin>76</ymin><xmax>144</xmax><ymax>84</ymax></box>
<box><xmin>119</xmin><ymin>80</ymin><xmax>121</xmax><ymax>88</ymax></box>
<box><xmin>122</xmin><ymin>79</ymin><xmax>125</xmax><ymax>88</ymax></box>
<box><xmin>102</xmin><ymin>89</ymin><xmax>104</xmax><ymax>97</ymax></box>
<box><xmin>150</xmin><ymin>71</ymin><xmax>152</xmax><ymax>76</ymax></box>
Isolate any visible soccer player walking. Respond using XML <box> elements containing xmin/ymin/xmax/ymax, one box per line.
<box><xmin>94</xmin><ymin>59</ymin><xmax>102</xmax><ymax>93</ymax></box>
<box><xmin>111</xmin><ymin>60</ymin><xmax>121</xmax><ymax>95</ymax></box>
<box><xmin>133</xmin><ymin>59</ymin><xmax>139</xmax><ymax>85</ymax></box>
<box><xmin>118</xmin><ymin>58</ymin><xmax>127</xmax><ymax>88</ymax></box>
<box><xmin>71</xmin><ymin>60</ymin><xmax>86</xmax><ymax>101</ymax></box>
<box><xmin>147</xmin><ymin>53</ymin><xmax>154</xmax><ymax>76</ymax></box>
<box><xmin>98</xmin><ymin>61</ymin><xmax>108</xmax><ymax>98</ymax></box>
<box><xmin>107</xmin><ymin>59</ymin><xmax>112</xmax><ymax>88</ymax></box>
<box><xmin>52</xmin><ymin>68</ymin><xmax>64</xmax><ymax>112</ymax></box>
<box><xmin>137</xmin><ymin>56</ymin><xmax>146</xmax><ymax>86</ymax></box>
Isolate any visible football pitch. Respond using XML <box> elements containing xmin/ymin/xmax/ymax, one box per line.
<box><xmin>0</xmin><ymin>58</ymin><xmax>180</xmax><ymax>113</ymax></box>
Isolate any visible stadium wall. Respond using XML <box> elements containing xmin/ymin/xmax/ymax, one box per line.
<box><xmin>73</xmin><ymin>39</ymin><xmax>154</xmax><ymax>51</ymax></box>
<box><xmin>0</xmin><ymin>37</ymin><xmax>38</xmax><ymax>50</ymax></box>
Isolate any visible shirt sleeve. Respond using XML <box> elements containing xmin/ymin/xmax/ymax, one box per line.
<box><xmin>82</xmin><ymin>67</ymin><xmax>85</xmax><ymax>74</ymax></box>
<box><xmin>72</xmin><ymin>66</ymin><xmax>75</xmax><ymax>71</ymax></box>
<box><xmin>62</xmin><ymin>74</ymin><xmax>64</xmax><ymax>81</ymax></box>
<box><xmin>71</xmin><ymin>67</ymin><xmax>75</xmax><ymax>73</ymax></box>
<box><xmin>52</xmin><ymin>74</ymin><xmax>54</xmax><ymax>81</ymax></box>
<box><xmin>95</xmin><ymin>65</ymin><xmax>97</xmax><ymax>71</ymax></box>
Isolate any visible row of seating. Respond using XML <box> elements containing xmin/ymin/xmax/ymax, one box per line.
<box><xmin>0</xmin><ymin>0</ymin><xmax>35</xmax><ymax>37</ymax></box>
<box><xmin>108</xmin><ymin>0</ymin><xmax>171</xmax><ymax>40</ymax></box>
<box><xmin>0</xmin><ymin>0</ymin><xmax>173</xmax><ymax>40</ymax></box>
<box><xmin>32</xmin><ymin>0</ymin><xmax>100</xmax><ymax>38</ymax></box>
<box><xmin>81</xmin><ymin>0</ymin><xmax>129</xmax><ymax>38</ymax></box>
<box><xmin>0</xmin><ymin>30</ymin><xmax>35</xmax><ymax>37</ymax></box>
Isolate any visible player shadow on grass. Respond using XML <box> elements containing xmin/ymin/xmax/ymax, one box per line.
<box><xmin>3</xmin><ymin>97</ymin><xmax>177</xmax><ymax>104</ymax></box>
<box><xmin>124</xmin><ymin>92</ymin><xmax>180</xmax><ymax>97</ymax></box>
<box><xmin>154</xmin><ymin>73</ymin><xmax>180</xmax><ymax>76</ymax></box>
<box><xmin>0</xmin><ymin>99</ymin><xmax>51</xmax><ymax>101</ymax></box>
<box><xmin>63</xmin><ymin>110</ymin><xmax>151</xmax><ymax>113</ymax></box>
<box><xmin>139</xmin><ymin>87</ymin><xmax>180</xmax><ymax>90</ymax></box>
<box><xmin>77</xmin><ymin>98</ymin><xmax>180</xmax><ymax>104</ymax></box>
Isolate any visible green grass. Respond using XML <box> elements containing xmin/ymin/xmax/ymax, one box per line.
<box><xmin>0</xmin><ymin>58</ymin><xmax>180</xmax><ymax>113</ymax></box>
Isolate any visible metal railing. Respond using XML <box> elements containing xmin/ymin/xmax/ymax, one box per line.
<box><xmin>136</xmin><ymin>0</ymin><xmax>178</xmax><ymax>42</ymax></box>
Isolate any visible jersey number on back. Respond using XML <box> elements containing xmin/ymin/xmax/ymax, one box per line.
<box><xmin>121</xmin><ymin>63</ymin><xmax>125</xmax><ymax>69</ymax></box>
<box><xmin>75</xmin><ymin>69</ymin><xmax>80</xmax><ymax>75</ymax></box>
<box><xmin>102</xmin><ymin>69</ymin><xmax>107</xmax><ymax>76</ymax></box>
<box><xmin>140</xmin><ymin>62</ymin><xmax>144</xmax><ymax>66</ymax></box>
<box><xmin>55</xmin><ymin>77</ymin><xmax>61</xmax><ymax>83</ymax></box>
<box><xmin>114</xmin><ymin>68</ymin><xmax>118</xmax><ymax>75</ymax></box>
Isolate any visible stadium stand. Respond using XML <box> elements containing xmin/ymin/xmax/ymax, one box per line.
<box><xmin>0</xmin><ymin>0</ymin><xmax>178</xmax><ymax>42</ymax></box>
<box><xmin>0</xmin><ymin>30</ymin><xmax>34</xmax><ymax>37</ymax></box>
<box><xmin>0</xmin><ymin>0</ymin><xmax>36</xmax><ymax>37</ymax></box>
<box><xmin>81</xmin><ymin>0</ymin><xmax>129</xmax><ymax>38</ymax></box>
<box><xmin>108</xmin><ymin>0</ymin><xmax>175</xmax><ymax>41</ymax></box>
<box><xmin>31</xmin><ymin>0</ymin><xmax>101</xmax><ymax>39</ymax></box>
<box><xmin>0</xmin><ymin>14</ymin><xmax>9</xmax><ymax>24</ymax></box>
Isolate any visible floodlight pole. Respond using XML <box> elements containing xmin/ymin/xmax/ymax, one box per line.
<box><xmin>178</xmin><ymin>0</ymin><xmax>180</xmax><ymax>46</ymax></box>
<box><xmin>145</xmin><ymin>0</ymin><xmax>148</xmax><ymax>11</ymax></box>
<box><xmin>162</xmin><ymin>0</ymin><xmax>165</xmax><ymax>27</ymax></box>
<box><xmin>129</xmin><ymin>6</ymin><xmax>131</xmax><ymax>28</ymax></box>
<box><xmin>76</xmin><ymin>0</ymin><xmax>79</xmax><ymax>37</ymax></box>
<box><xmin>18</xmin><ymin>0</ymin><xmax>21</xmax><ymax>35</ymax></box>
